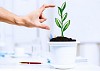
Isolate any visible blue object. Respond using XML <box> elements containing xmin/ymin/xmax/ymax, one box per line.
<box><xmin>0</xmin><ymin>52</ymin><xmax>5</xmax><ymax>58</ymax></box>
<box><xmin>50</xmin><ymin>34</ymin><xmax>53</xmax><ymax>40</ymax></box>
<box><xmin>47</xmin><ymin>59</ymin><xmax>50</xmax><ymax>63</ymax></box>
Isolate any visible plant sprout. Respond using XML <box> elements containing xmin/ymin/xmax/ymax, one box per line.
<box><xmin>55</xmin><ymin>2</ymin><xmax>70</xmax><ymax>37</ymax></box>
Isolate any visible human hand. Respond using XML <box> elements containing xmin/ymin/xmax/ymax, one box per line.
<box><xmin>16</xmin><ymin>4</ymin><xmax>55</xmax><ymax>30</ymax></box>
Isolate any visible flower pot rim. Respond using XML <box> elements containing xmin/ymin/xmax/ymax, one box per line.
<box><xmin>48</xmin><ymin>41</ymin><xmax>79</xmax><ymax>44</ymax></box>
<box><xmin>48</xmin><ymin>41</ymin><xmax>79</xmax><ymax>47</ymax></box>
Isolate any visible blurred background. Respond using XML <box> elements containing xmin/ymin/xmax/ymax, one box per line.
<box><xmin>0</xmin><ymin>0</ymin><xmax>100</xmax><ymax>66</ymax></box>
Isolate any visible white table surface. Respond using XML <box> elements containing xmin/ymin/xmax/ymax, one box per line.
<box><xmin>0</xmin><ymin>57</ymin><xmax>100</xmax><ymax>71</ymax></box>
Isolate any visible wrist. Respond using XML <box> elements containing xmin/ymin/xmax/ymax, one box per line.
<box><xmin>14</xmin><ymin>16</ymin><xmax>25</xmax><ymax>26</ymax></box>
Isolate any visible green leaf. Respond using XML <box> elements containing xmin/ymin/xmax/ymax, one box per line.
<box><xmin>62</xmin><ymin>13</ymin><xmax>67</xmax><ymax>22</ymax></box>
<box><xmin>61</xmin><ymin>2</ymin><xmax>66</xmax><ymax>12</ymax></box>
<box><xmin>55</xmin><ymin>18</ymin><xmax>62</xmax><ymax>28</ymax></box>
<box><xmin>62</xmin><ymin>20</ymin><xmax>70</xmax><ymax>32</ymax></box>
<box><xmin>58</xmin><ymin>7</ymin><xmax>62</xmax><ymax>16</ymax></box>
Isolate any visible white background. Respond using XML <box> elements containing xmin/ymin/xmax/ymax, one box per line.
<box><xmin>0</xmin><ymin>0</ymin><xmax>100</xmax><ymax>66</ymax></box>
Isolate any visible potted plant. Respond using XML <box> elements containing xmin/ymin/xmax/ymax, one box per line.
<box><xmin>50</xmin><ymin>1</ymin><xmax>76</xmax><ymax>42</ymax></box>
<box><xmin>48</xmin><ymin>2</ymin><xmax>79</xmax><ymax>69</ymax></box>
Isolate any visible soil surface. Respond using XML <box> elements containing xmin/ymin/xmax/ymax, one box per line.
<box><xmin>50</xmin><ymin>36</ymin><xmax>76</xmax><ymax>42</ymax></box>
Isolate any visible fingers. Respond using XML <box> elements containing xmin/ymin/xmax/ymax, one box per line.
<box><xmin>39</xmin><ymin>13</ymin><xmax>47</xmax><ymax>23</ymax></box>
<box><xmin>39</xmin><ymin>4</ymin><xmax>55</xmax><ymax>13</ymax></box>
<box><xmin>39</xmin><ymin>13</ymin><xmax>46</xmax><ymax>19</ymax></box>
<box><xmin>35</xmin><ymin>23</ymin><xmax>50</xmax><ymax>30</ymax></box>
<box><xmin>25</xmin><ymin>22</ymin><xmax>50</xmax><ymax>30</ymax></box>
<box><xmin>39</xmin><ymin>19</ymin><xmax>46</xmax><ymax>23</ymax></box>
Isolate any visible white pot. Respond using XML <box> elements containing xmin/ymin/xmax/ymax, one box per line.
<box><xmin>48</xmin><ymin>42</ymin><xmax>79</xmax><ymax>69</ymax></box>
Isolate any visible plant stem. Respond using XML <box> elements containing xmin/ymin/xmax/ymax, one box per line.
<box><xmin>61</xmin><ymin>29</ymin><xmax>64</xmax><ymax>37</ymax></box>
<box><xmin>61</xmin><ymin>12</ymin><xmax>64</xmax><ymax>37</ymax></box>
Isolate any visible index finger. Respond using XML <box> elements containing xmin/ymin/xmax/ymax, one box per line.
<box><xmin>39</xmin><ymin>4</ymin><xmax>55</xmax><ymax>13</ymax></box>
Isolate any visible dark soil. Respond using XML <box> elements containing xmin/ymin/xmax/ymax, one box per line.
<box><xmin>50</xmin><ymin>36</ymin><xmax>76</xmax><ymax>42</ymax></box>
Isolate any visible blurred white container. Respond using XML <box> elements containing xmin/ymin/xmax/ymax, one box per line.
<box><xmin>48</xmin><ymin>42</ymin><xmax>79</xmax><ymax>69</ymax></box>
<box><xmin>13</xmin><ymin>43</ymin><xmax>33</xmax><ymax>58</ymax></box>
